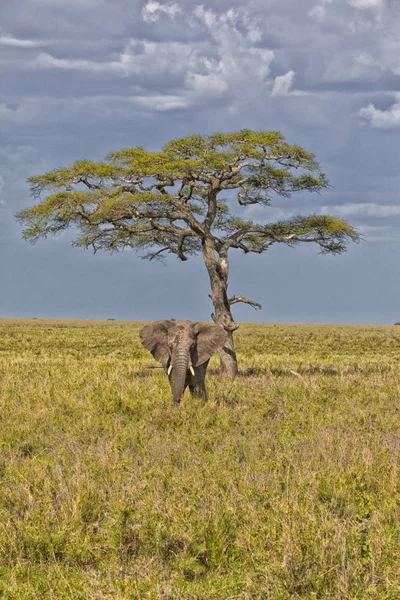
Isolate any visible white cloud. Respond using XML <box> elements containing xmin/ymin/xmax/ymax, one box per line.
<box><xmin>33</xmin><ymin>52</ymin><xmax>121</xmax><ymax>73</ymax></box>
<box><xmin>323</xmin><ymin>50</ymin><xmax>381</xmax><ymax>81</ymax></box>
<box><xmin>142</xmin><ymin>1</ymin><xmax>181</xmax><ymax>23</ymax></box>
<box><xmin>186</xmin><ymin>63</ymin><xmax>229</xmax><ymax>96</ymax></box>
<box><xmin>357</xmin><ymin>224</ymin><xmax>400</xmax><ymax>243</ymax></box>
<box><xmin>12</xmin><ymin>4</ymin><xmax>274</xmax><ymax>116</ymax></box>
<box><xmin>131</xmin><ymin>94</ymin><xmax>190</xmax><ymax>111</ymax></box>
<box><xmin>324</xmin><ymin>203</ymin><xmax>400</xmax><ymax>217</ymax></box>
<box><xmin>192</xmin><ymin>6</ymin><xmax>263</xmax><ymax>44</ymax></box>
<box><xmin>193</xmin><ymin>5</ymin><xmax>217</xmax><ymax>28</ymax></box>
<box><xmin>271</xmin><ymin>70</ymin><xmax>295</xmax><ymax>97</ymax></box>
<box><xmin>358</xmin><ymin>224</ymin><xmax>389</xmax><ymax>232</ymax></box>
<box><xmin>306</xmin><ymin>0</ymin><xmax>400</xmax><ymax>124</ymax></box>
<box><xmin>308</xmin><ymin>5</ymin><xmax>326</xmax><ymax>21</ymax></box>
<box><xmin>0</xmin><ymin>102</ymin><xmax>27</xmax><ymax>120</ymax></box>
<box><xmin>244</xmin><ymin>204</ymin><xmax>287</xmax><ymax>222</ymax></box>
<box><xmin>0</xmin><ymin>33</ymin><xmax>45</xmax><ymax>48</ymax></box>
<box><xmin>185</xmin><ymin>7</ymin><xmax>274</xmax><ymax>109</ymax></box>
<box><xmin>119</xmin><ymin>40</ymin><xmax>196</xmax><ymax>77</ymax></box>
<box><xmin>0</xmin><ymin>176</ymin><xmax>5</xmax><ymax>206</ymax></box>
<box><xmin>348</xmin><ymin>0</ymin><xmax>383</xmax><ymax>8</ymax></box>
<box><xmin>32</xmin><ymin>0</ymin><xmax>102</xmax><ymax>4</ymax></box>
<box><xmin>381</xmin><ymin>28</ymin><xmax>400</xmax><ymax>76</ymax></box>
<box><xmin>0</xmin><ymin>97</ymin><xmax>142</xmax><ymax>126</ymax></box>
<box><xmin>355</xmin><ymin>51</ymin><xmax>378</xmax><ymax>67</ymax></box>
<box><xmin>309</xmin><ymin>0</ymin><xmax>334</xmax><ymax>22</ymax></box>
<box><xmin>309</xmin><ymin>0</ymin><xmax>384</xmax><ymax>28</ymax></box>
<box><xmin>243</xmin><ymin>201</ymin><xmax>400</xmax><ymax>225</ymax></box>
<box><xmin>310</xmin><ymin>0</ymin><xmax>383</xmax><ymax>20</ymax></box>
<box><xmin>18</xmin><ymin>5</ymin><xmax>276</xmax><ymax>113</ymax></box>
<box><xmin>28</xmin><ymin>41</ymin><xmax>195</xmax><ymax>77</ymax></box>
<box><xmin>359</xmin><ymin>97</ymin><xmax>400</xmax><ymax>128</ymax></box>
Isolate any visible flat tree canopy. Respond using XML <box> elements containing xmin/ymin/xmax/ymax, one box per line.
<box><xmin>17</xmin><ymin>130</ymin><xmax>359</xmax><ymax>375</ymax></box>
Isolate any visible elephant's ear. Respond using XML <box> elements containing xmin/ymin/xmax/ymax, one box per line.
<box><xmin>192</xmin><ymin>322</ymin><xmax>228</xmax><ymax>367</ymax></box>
<box><xmin>139</xmin><ymin>320</ymin><xmax>172</xmax><ymax>367</ymax></box>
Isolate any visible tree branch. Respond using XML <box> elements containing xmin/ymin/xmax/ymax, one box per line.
<box><xmin>145</xmin><ymin>247</ymin><xmax>169</xmax><ymax>262</ymax></box>
<box><xmin>203</xmin><ymin>187</ymin><xmax>219</xmax><ymax>232</ymax></box>
<box><xmin>177</xmin><ymin>234</ymin><xmax>189</xmax><ymax>261</ymax></box>
<box><xmin>20</xmin><ymin>133</ymin><xmax>359</xmax><ymax>274</ymax></box>
<box><xmin>149</xmin><ymin>220</ymin><xmax>196</xmax><ymax>238</ymax></box>
<box><xmin>229</xmin><ymin>295</ymin><xmax>262</xmax><ymax>310</ymax></box>
<box><xmin>231</xmin><ymin>241</ymin><xmax>270</xmax><ymax>253</ymax></box>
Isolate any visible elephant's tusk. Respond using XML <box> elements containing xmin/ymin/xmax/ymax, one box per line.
<box><xmin>167</xmin><ymin>365</ymin><xmax>173</xmax><ymax>375</ymax></box>
<box><xmin>189</xmin><ymin>366</ymin><xmax>195</xmax><ymax>376</ymax></box>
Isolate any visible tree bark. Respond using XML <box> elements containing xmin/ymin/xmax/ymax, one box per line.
<box><xmin>218</xmin><ymin>329</ymin><xmax>238</xmax><ymax>377</ymax></box>
<box><xmin>202</xmin><ymin>239</ymin><xmax>238</xmax><ymax>377</ymax></box>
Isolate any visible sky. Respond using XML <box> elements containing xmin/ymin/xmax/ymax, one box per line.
<box><xmin>1</xmin><ymin>0</ymin><xmax>400</xmax><ymax>324</ymax></box>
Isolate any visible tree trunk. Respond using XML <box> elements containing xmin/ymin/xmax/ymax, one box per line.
<box><xmin>202</xmin><ymin>239</ymin><xmax>238</xmax><ymax>377</ymax></box>
<box><xmin>219</xmin><ymin>329</ymin><xmax>238</xmax><ymax>377</ymax></box>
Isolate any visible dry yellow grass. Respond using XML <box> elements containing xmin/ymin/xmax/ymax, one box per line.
<box><xmin>0</xmin><ymin>320</ymin><xmax>399</xmax><ymax>599</ymax></box>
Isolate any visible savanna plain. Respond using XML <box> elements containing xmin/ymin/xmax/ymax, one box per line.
<box><xmin>0</xmin><ymin>320</ymin><xmax>399</xmax><ymax>600</ymax></box>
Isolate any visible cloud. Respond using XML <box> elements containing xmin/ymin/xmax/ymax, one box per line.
<box><xmin>10</xmin><ymin>6</ymin><xmax>275</xmax><ymax>113</ymax></box>
<box><xmin>22</xmin><ymin>40</ymin><xmax>196</xmax><ymax>78</ymax></box>
<box><xmin>0</xmin><ymin>176</ymin><xmax>5</xmax><ymax>206</ymax></box>
<box><xmin>347</xmin><ymin>0</ymin><xmax>383</xmax><ymax>8</ymax></box>
<box><xmin>359</xmin><ymin>96</ymin><xmax>400</xmax><ymax>128</ymax></box>
<box><xmin>142</xmin><ymin>1</ymin><xmax>181</xmax><ymax>22</ymax></box>
<box><xmin>322</xmin><ymin>50</ymin><xmax>382</xmax><ymax>82</ymax></box>
<box><xmin>308</xmin><ymin>0</ymin><xmax>334</xmax><ymax>22</ymax></box>
<box><xmin>244</xmin><ymin>202</ymin><xmax>400</xmax><ymax>226</ymax></box>
<box><xmin>183</xmin><ymin>6</ymin><xmax>274</xmax><ymax>109</ymax></box>
<box><xmin>131</xmin><ymin>94</ymin><xmax>190</xmax><ymax>111</ymax></box>
<box><xmin>310</xmin><ymin>0</ymin><xmax>383</xmax><ymax>21</ymax></box>
<box><xmin>192</xmin><ymin>5</ymin><xmax>263</xmax><ymax>44</ymax></box>
<box><xmin>271</xmin><ymin>70</ymin><xmax>296</xmax><ymax>97</ymax></box>
<box><xmin>357</xmin><ymin>224</ymin><xmax>400</xmax><ymax>243</ymax></box>
<box><xmin>0</xmin><ymin>33</ymin><xmax>45</xmax><ymax>48</ymax></box>
<box><xmin>323</xmin><ymin>203</ymin><xmax>400</xmax><ymax>217</ymax></box>
<box><xmin>305</xmin><ymin>0</ymin><xmax>400</xmax><ymax>128</ymax></box>
<box><xmin>33</xmin><ymin>52</ymin><xmax>123</xmax><ymax>73</ymax></box>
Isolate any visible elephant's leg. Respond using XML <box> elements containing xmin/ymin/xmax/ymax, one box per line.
<box><xmin>189</xmin><ymin>383</ymin><xmax>208</xmax><ymax>402</ymax></box>
<box><xmin>188</xmin><ymin>361</ymin><xmax>209</xmax><ymax>402</ymax></box>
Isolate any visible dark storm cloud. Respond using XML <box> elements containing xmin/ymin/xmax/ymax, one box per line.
<box><xmin>1</xmin><ymin>0</ymin><xmax>400</xmax><ymax>323</ymax></box>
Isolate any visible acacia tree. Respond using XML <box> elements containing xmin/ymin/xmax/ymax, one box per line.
<box><xmin>17</xmin><ymin>130</ymin><xmax>359</xmax><ymax>376</ymax></box>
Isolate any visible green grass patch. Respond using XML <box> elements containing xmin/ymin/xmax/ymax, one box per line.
<box><xmin>0</xmin><ymin>320</ymin><xmax>399</xmax><ymax>598</ymax></box>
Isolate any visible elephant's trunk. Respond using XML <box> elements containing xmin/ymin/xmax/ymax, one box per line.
<box><xmin>170</xmin><ymin>343</ymin><xmax>191</xmax><ymax>404</ymax></box>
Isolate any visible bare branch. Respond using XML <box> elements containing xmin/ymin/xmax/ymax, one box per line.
<box><xmin>229</xmin><ymin>295</ymin><xmax>262</xmax><ymax>310</ymax></box>
<box><xmin>150</xmin><ymin>220</ymin><xmax>195</xmax><ymax>238</ymax></box>
<box><xmin>177</xmin><ymin>234</ymin><xmax>189</xmax><ymax>261</ymax></box>
<box><xmin>146</xmin><ymin>247</ymin><xmax>169</xmax><ymax>262</ymax></box>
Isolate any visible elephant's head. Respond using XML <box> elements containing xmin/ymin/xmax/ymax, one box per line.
<box><xmin>139</xmin><ymin>320</ymin><xmax>227</xmax><ymax>403</ymax></box>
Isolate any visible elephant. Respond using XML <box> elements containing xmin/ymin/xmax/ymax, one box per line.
<box><xmin>140</xmin><ymin>320</ymin><xmax>227</xmax><ymax>405</ymax></box>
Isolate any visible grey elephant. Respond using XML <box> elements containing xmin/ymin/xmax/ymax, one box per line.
<box><xmin>140</xmin><ymin>320</ymin><xmax>227</xmax><ymax>404</ymax></box>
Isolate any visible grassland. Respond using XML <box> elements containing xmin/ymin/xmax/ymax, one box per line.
<box><xmin>0</xmin><ymin>320</ymin><xmax>399</xmax><ymax>599</ymax></box>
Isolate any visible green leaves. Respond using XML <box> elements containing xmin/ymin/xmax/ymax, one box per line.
<box><xmin>258</xmin><ymin>215</ymin><xmax>360</xmax><ymax>254</ymax></box>
<box><xmin>18</xmin><ymin>129</ymin><xmax>359</xmax><ymax>261</ymax></box>
<box><xmin>219</xmin><ymin>214</ymin><xmax>360</xmax><ymax>256</ymax></box>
